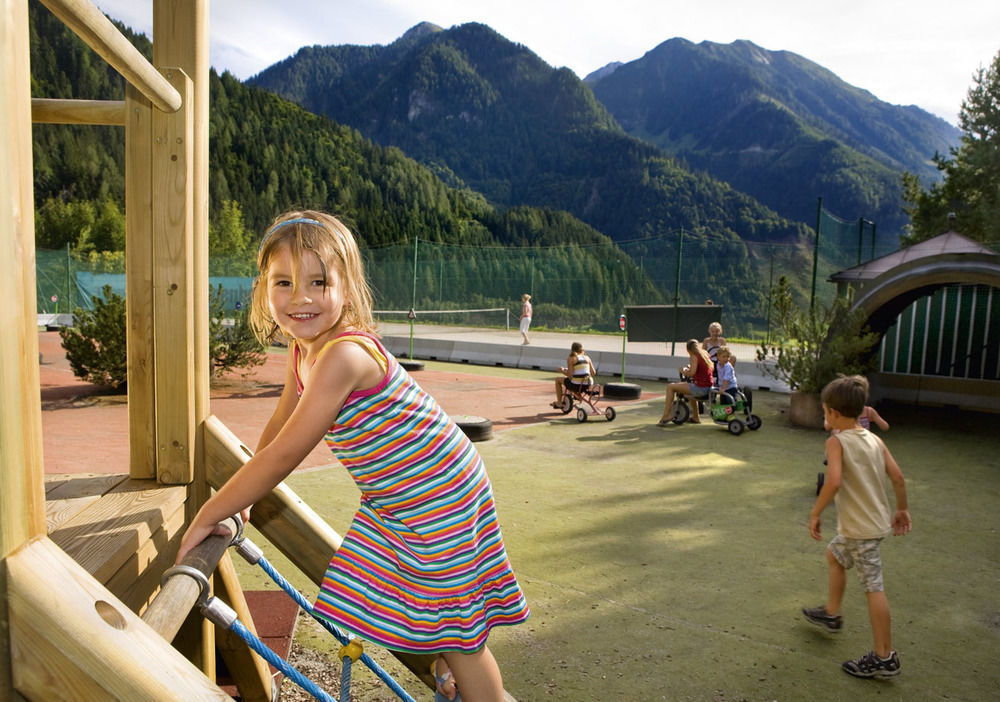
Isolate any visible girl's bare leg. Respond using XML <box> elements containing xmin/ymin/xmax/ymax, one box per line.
<box><xmin>442</xmin><ymin>646</ymin><xmax>503</xmax><ymax>702</ymax></box>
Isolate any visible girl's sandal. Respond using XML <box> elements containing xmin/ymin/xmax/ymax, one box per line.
<box><xmin>433</xmin><ymin>660</ymin><xmax>461</xmax><ymax>702</ymax></box>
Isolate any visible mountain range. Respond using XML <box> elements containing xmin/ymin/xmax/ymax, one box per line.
<box><xmin>250</xmin><ymin>22</ymin><xmax>959</xmax><ymax>241</ymax></box>
<box><xmin>585</xmin><ymin>37</ymin><xmax>959</xmax><ymax>233</ymax></box>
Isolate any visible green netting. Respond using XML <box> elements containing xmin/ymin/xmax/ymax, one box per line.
<box><xmin>34</xmin><ymin>226</ymin><xmax>896</xmax><ymax>339</ymax></box>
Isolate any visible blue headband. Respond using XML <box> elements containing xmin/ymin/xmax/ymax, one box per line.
<box><xmin>259</xmin><ymin>217</ymin><xmax>346</xmax><ymax>254</ymax></box>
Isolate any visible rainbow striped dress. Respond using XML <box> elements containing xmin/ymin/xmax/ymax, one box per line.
<box><xmin>304</xmin><ymin>333</ymin><xmax>529</xmax><ymax>653</ymax></box>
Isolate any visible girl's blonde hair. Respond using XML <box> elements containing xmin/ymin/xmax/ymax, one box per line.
<box><xmin>249</xmin><ymin>210</ymin><xmax>376</xmax><ymax>343</ymax></box>
<box><xmin>708</xmin><ymin>322</ymin><xmax>723</xmax><ymax>335</ymax></box>
<box><xmin>686</xmin><ymin>338</ymin><xmax>712</xmax><ymax>366</ymax></box>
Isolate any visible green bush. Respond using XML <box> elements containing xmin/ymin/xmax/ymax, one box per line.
<box><xmin>755</xmin><ymin>276</ymin><xmax>880</xmax><ymax>394</ymax></box>
<box><xmin>209</xmin><ymin>284</ymin><xmax>266</xmax><ymax>378</ymax></box>
<box><xmin>59</xmin><ymin>285</ymin><xmax>128</xmax><ymax>390</ymax></box>
<box><xmin>59</xmin><ymin>284</ymin><xmax>266</xmax><ymax>390</ymax></box>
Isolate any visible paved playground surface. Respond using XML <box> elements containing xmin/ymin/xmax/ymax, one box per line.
<box><xmin>37</xmin><ymin>329</ymin><xmax>656</xmax><ymax>474</ymax></box>
<box><xmin>36</xmin><ymin>330</ymin><xmax>1000</xmax><ymax>701</ymax></box>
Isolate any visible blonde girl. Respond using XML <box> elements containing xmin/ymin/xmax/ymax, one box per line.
<box><xmin>177</xmin><ymin>211</ymin><xmax>528</xmax><ymax>701</ymax></box>
<box><xmin>658</xmin><ymin>338</ymin><xmax>714</xmax><ymax>426</ymax></box>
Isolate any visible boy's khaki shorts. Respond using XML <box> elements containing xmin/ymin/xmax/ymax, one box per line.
<box><xmin>828</xmin><ymin>535</ymin><xmax>885</xmax><ymax>592</ymax></box>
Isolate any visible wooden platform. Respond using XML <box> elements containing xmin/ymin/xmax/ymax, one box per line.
<box><xmin>45</xmin><ymin>473</ymin><xmax>187</xmax><ymax>615</ymax></box>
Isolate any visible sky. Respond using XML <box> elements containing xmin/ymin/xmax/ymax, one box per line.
<box><xmin>93</xmin><ymin>0</ymin><xmax>1000</xmax><ymax>127</ymax></box>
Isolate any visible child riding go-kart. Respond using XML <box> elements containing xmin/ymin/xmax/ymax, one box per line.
<box><xmin>669</xmin><ymin>387</ymin><xmax>761</xmax><ymax>435</ymax></box>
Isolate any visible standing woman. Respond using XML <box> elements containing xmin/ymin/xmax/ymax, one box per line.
<box><xmin>658</xmin><ymin>339</ymin><xmax>714</xmax><ymax>426</ymax></box>
<box><xmin>519</xmin><ymin>293</ymin><xmax>533</xmax><ymax>345</ymax></box>
<box><xmin>702</xmin><ymin>322</ymin><xmax>726</xmax><ymax>383</ymax></box>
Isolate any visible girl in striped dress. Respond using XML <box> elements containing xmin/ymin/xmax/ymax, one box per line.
<box><xmin>177</xmin><ymin>211</ymin><xmax>529</xmax><ymax>701</ymax></box>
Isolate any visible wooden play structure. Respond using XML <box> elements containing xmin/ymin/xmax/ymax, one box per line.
<box><xmin>2</xmin><ymin>1</ymin><xmax>446</xmax><ymax>699</ymax></box>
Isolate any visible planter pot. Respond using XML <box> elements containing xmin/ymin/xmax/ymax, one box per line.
<box><xmin>789</xmin><ymin>391</ymin><xmax>825</xmax><ymax>429</ymax></box>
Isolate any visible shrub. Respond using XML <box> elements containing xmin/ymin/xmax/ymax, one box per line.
<box><xmin>756</xmin><ymin>276</ymin><xmax>880</xmax><ymax>394</ymax></box>
<box><xmin>209</xmin><ymin>284</ymin><xmax>266</xmax><ymax>378</ymax></box>
<box><xmin>59</xmin><ymin>285</ymin><xmax>128</xmax><ymax>390</ymax></box>
<box><xmin>59</xmin><ymin>284</ymin><xmax>266</xmax><ymax>390</ymax></box>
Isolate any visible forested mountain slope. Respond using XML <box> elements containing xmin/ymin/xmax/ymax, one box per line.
<box><xmin>249</xmin><ymin>22</ymin><xmax>810</xmax><ymax>249</ymax></box>
<box><xmin>586</xmin><ymin>38</ymin><xmax>960</xmax><ymax>233</ymax></box>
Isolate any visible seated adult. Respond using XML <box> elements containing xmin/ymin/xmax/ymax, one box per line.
<box><xmin>658</xmin><ymin>339</ymin><xmax>713</xmax><ymax>425</ymax></box>
<box><xmin>551</xmin><ymin>342</ymin><xmax>596</xmax><ymax>408</ymax></box>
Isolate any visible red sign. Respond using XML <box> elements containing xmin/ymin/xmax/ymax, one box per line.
<box><xmin>407</xmin><ymin>308</ymin><xmax>416</xmax><ymax>320</ymax></box>
<box><xmin>618</xmin><ymin>314</ymin><xmax>626</xmax><ymax>331</ymax></box>
<box><xmin>51</xmin><ymin>295</ymin><xmax>58</xmax><ymax>302</ymax></box>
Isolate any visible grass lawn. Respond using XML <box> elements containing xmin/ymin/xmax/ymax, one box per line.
<box><xmin>235</xmin><ymin>365</ymin><xmax>999</xmax><ymax>701</ymax></box>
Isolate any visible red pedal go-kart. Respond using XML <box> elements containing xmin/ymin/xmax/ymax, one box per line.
<box><xmin>557</xmin><ymin>383</ymin><xmax>616</xmax><ymax>423</ymax></box>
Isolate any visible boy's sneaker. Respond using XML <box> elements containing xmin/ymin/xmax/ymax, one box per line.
<box><xmin>801</xmin><ymin>605</ymin><xmax>842</xmax><ymax>633</ymax></box>
<box><xmin>842</xmin><ymin>650</ymin><xmax>901</xmax><ymax>678</ymax></box>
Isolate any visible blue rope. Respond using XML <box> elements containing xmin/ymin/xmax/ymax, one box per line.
<box><xmin>256</xmin><ymin>555</ymin><xmax>417</xmax><ymax>702</ymax></box>
<box><xmin>230</xmin><ymin>619</ymin><xmax>337</xmax><ymax>702</ymax></box>
<box><xmin>340</xmin><ymin>657</ymin><xmax>352</xmax><ymax>702</ymax></box>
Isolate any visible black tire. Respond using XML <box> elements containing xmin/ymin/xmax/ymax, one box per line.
<box><xmin>671</xmin><ymin>399</ymin><xmax>690</xmax><ymax>425</ymax></box>
<box><xmin>399</xmin><ymin>359</ymin><xmax>425</xmax><ymax>372</ymax></box>
<box><xmin>603</xmin><ymin>382</ymin><xmax>642</xmax><ymax>400</ymax></box>
<box><xmin>742</xmin><ymin>386</ymin><xmax>754</xmax><ymax>411</ymax></box>
<box><xmin>746</xmin><ymin>414</ymin><xmax>762</xmax><ymax>430</ymax></box>
<box><xmin>604</xmin><ymin>406</ymin><xmax>616</xmax><ymax>422</ymax></box>
<box><xmin>559</xmin><ymin>394</ymin><xmax>573</xmax><ymax>414</ymax></box>
<box><xmin>727</xmin><ymin>418</ymin><xmax>744</xmax><ymax>435</ymax></box>
<box><xmin>453</xmin><ymin>415</ymin><xmax>493</xmax><ymax>442</ymax></box>
<box><xmin>816</xmin><ymin>472</ymin><xmax>825</xmax><ymax>495</ymax></box>
<box><xmin>576</xmin><ymin>407</ymin><xmax>588</xmax><ymax>423</ymax></box>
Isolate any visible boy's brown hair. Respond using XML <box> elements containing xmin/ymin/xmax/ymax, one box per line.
<box><xmin>820</xmin><ymin>374</ymin><xmax>869</xmax><ymax>419</ymax></box>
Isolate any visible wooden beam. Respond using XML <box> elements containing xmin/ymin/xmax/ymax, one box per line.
<box><xmin>31</xmin><ymin>97</ymin><xmax>126</xmax><ymax>125</ymax></box>
<box><xmin>2</xmin><ymin>0</ymin><xmax>46</xmax><ymax>696</ymax></box>
<box><xmin>7</xmin><ymin>537</ymin><xmax>232</xmax><ymax>701</ymax></box>
<box><xmin>37</xmin><ymin>0</ymin><xmax>182</xmax><ymax>113</ymax></box>
<box><xmin>214</xmin><ymin>553</ymin><xmax>274</xmax><ymax>702</ymax></box>
<box><xmin>151</xmin><ymin>67</ymin><xmax>195</xmax><ymax>485</ymax></box>
<box><xmin>125</xmin><ymin>82</ymin><xmax>157</xmax><ymax>478</ymax></box>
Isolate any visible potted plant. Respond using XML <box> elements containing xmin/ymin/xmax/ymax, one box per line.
<box><xmin>756</xmin><ymin>276</ymin><xmax>880</xmax><ymax>428</ymax></box>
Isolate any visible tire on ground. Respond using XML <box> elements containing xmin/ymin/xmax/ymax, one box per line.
<box><xmin>399</xmin><ymin>359</ymin><xmax>425</xmax><ymax>372</ymax></box>
<box><xmin>602</xmin><ymin>382</ymin><xmax>641</xmax><ymax>400</ymax></box>
<box><xmin>453</xmin><ymin>415</ymin><xmax>493</xmax><ymax>442</ymax></box>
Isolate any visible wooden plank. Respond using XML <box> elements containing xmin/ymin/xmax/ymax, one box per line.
<box><xmin>125</xmin><ymin>82</ymin><xmax>157</xmax><ymax>479</ymax></box>
<box><xmin>36</xmin><ymin>0</ymin><xmax>181</xmax><ymax>112</ymax></box>
<box><xmin>215</xmin><ymin>552</ymin><xmax>274</xmax><ymax>702</ymax></box>
<box><xmin>105</xmin><ymin>496</ymin><xmax>186</xmax><ymax>614</ymax></box>
<box><xmin>44</xmin><ymin>473</ymin><xmax>128</xmax><ymax>533</ymax></box>
<box><xmin>31</xmin><ymin>97</ymin><xmax>126</xmax><ymax>125</ymax></box>
<box><xmin>48</xmin><ymin>479</ymin><xmax>186</xmax><ymax>584</ymax></box>
<box><xmin>2</xmin><ymin>1</ymin><xmax>45</xmax><ymax>696</ymax></box>
<box><xmin>7</xmin><ymin>537</ymin><xmax>231</xmax><ymax>701</ymax></box>
<box><xmin>151</xmin><ymin>67</ymin><xmax>195</xmax><ymax>485</ymax></box>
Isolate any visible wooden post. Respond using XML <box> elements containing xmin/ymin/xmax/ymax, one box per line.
<box><xmin>125</xmin><ymin>82</ymin><xmax>157</xmax><ymax>478</ymax></box>
<box><xmin>154</xmin><ymin>0</ymin><xmax>210</xmax><ymax>477</ymax></box>
<box><xmin>1</xmin><ymin>0</ymin><xmax>46</xmax><ymax>697</ymax></box>
<box><xmin>151</xmin><ymin>66</ymin><xmax>196</xmax><ymax>485</ymax></box>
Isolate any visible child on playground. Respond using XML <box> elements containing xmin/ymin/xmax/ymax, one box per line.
<box><xmin>551</xmin><ymin>341</ymin><xmax>596</xmax><ymax>408</ymax></box>
<box><xmin>702</xmin><ymin>322</ymin><xmax>726</xmax><ymax>382</ymax></box>
<box><xmin>803</xmin><ymin>375</ymin><xmax>911</xmax><ymax>679</ymax></box>
<box><xmin>176</xmin><ymin>211</ymin><xmax>529</xmax><ymax>702</ymax></box>
<box><xmin>657</xmin><ymin>338</ymin><xmax>713</xmax><ymax>425</ymax></box>
<box><xmin>715</xmin><ymin>346</ymin><xmax>738</xmax><ymax>402</ymax></box>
